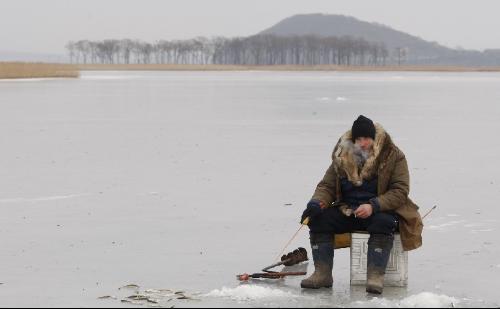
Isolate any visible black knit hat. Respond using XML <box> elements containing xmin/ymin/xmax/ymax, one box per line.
<box><xmin>352</xmin><ymin>115</ymin><xmax>376</xmax><ymax>141</ymax></box>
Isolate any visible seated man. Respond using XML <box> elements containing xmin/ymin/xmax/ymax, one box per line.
<box><xmin>301</xmin><ymin>115</ymin><xmax>423</xmax><ymax>294</ymax></box>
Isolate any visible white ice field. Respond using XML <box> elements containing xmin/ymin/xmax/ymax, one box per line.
<box><xmin>1</xmin><ymin>71</ymin><xmax>499</xmax><ymax>307</ymax></box>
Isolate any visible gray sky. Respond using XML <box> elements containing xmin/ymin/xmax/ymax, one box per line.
<box><xmin>2</xmin><ymin>0</ymin><xmax>499</xmax><ymax>54</ymax></box>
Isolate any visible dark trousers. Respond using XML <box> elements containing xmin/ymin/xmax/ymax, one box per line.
<box><xmin>308</xmin><ymin>206</ymin><xmax>398</xmax><ymax>236</ymax></box>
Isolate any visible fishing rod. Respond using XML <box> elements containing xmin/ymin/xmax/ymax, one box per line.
<box><xmin>422</xmin><ymin>205</ymin><xmax>437</xmax><ymax>220</ymax></box>
<box><xmin>273</xmin><ymin>217</ymin><xmax>310</xmax><ymax>262</ymax></box>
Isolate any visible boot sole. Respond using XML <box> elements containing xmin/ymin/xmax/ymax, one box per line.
<box><xmin>366</xmin><ymin>286</ymin><xmax>383</xmax><ymax>294</ymax></box>
<box><xmin>300</xmin><ymin>284</ymin><xmax>333</xmax><ymax>289</ymax></box>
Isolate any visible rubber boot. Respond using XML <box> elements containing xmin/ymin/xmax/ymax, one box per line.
<box><xmin>300</xmin><ymin>233</ymin><xmax>334</xmax><ymax>289</ymax></box>
<box><xmin>366</xmin><ymin>234</ymin><xmax>394</xmax><ymax>294</ymax></box>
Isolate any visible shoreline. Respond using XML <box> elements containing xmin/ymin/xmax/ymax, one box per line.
<box><xmin>3</xmin><ymin>63</ymin><xmax>500</xmax><ymax>80</ymax></box>
<box><xmin>77</xmin><ymin>64</ymin><xmax>500</xmax><ymax>72</ymax></box>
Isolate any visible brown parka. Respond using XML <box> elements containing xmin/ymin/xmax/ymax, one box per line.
<box><xmin>311</xmin><ymin>124</ymin><xmax>423</xmax><ymax>251</ymax></box>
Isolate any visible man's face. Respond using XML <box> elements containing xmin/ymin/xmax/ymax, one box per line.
<box><xmin>355</xmin><ymin>137</ymin><xmax>374</xmax><ymax>152</ymax></box>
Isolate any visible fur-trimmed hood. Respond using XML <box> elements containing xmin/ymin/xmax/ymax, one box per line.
<box><xmin>333</xmin><ymin>123</ymin><xmax>388</xmax><ymax>186</ymax></box>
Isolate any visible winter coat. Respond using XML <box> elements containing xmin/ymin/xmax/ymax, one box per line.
<box><xmin>340</xmin><ymin>176</ymin><xmax>378</xmax><ymax>209</ymax></box>
<box><xmin>311</xmin><ymin>124</ymin><xmax>423</xmax><ymax>251</ymax></box>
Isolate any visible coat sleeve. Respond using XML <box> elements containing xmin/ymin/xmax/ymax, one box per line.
<box><xmin>378</xmin><ymin>150</ymin><xmax>410</xmax><ymax>212</ymax></box>
<box><xmin>311</xmin><ymin>161</ymin><xmax>338</xmax><ymax>206</ymax></box>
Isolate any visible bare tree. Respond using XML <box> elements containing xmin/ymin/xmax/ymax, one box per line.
<box><xmin>66</xmin><ymin>35</ymin><xmax>387</xmax><ymax>66</ymax></box>
<box><xmin>394</xmin><ymin>47</ymin><xmax>409</xmax><ymax>65</ymax></box>
<box><xmin>65</xmin><ymin>41</ymin><xmax>76</xmax><ymax>63</ymax></box>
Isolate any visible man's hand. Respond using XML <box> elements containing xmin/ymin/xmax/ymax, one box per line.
<box><xmin>301</xmin><ymin>200</ymin><xmax>326</xmax><ymax>224</ymax></box>
<box><xmin>354</xmin><ymin>204</ymin><xmax>373</xmax><ymax>219</ymax></box>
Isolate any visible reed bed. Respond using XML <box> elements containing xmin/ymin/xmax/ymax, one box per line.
<box><xmin>0</xmin><ymin>62</ymin><xmax>79</xmax><ymax>79</ymax></box>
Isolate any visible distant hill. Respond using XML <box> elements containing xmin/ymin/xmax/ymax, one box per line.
<box><xmin>259</xmin><ymin>14</ymin><xmax>500</xmax><ymax>66</ymax></box>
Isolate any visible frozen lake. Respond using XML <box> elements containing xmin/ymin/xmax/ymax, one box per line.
<box><xmin>1</xmin><ymin>71</ymin><xmax>499</xmax><ymax>307</ymax></box>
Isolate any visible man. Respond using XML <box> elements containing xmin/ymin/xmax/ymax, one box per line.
<box><xmin>300</xmin><ymin>115</ymin><xmax>423</xmax><ymax>294</ymax></box>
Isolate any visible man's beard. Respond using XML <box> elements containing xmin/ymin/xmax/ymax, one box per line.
<box><xmin>353</xmin><ymin>143</ymin><xmax>372</xmax><ymax>168</ymax></box>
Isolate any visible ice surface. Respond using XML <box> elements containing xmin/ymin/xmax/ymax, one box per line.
<box><xmin>316</xmin><ymin>97</ymin><xmax>331</xmax><ymax>101</ymax></box>
<box><xmin>1</xmin><ymin>71</ymin><xmax>500</xmax><ymax>307</ymax></box>
<box><xmin>0</xmin><ymin>194</ymin><xmax>88</xmax><ymax>203</ymax></box>
<box><xmin>315</xmin><ymin>96</ymin><xmax>347</xmax><ymax>102</ymax></box>
<box><xmin>0</xmin><ymin>77</ymin><xmax>72</xmax><ymax>82</ymax></box>
<box><xmin>353</xmin><ymin>292</ymin><xmax>458</xmax><ymax>308</ymax></box>
<box><xmin>427</xmin><ymin>220</ymin><xmax>466</xmax><ymax>230</ymax></box>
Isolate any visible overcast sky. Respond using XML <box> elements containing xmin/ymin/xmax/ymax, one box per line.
<box><xmin>2</xmin><ymin>0</ymin><xmax>499</xmax><ymax>54</ymax></box>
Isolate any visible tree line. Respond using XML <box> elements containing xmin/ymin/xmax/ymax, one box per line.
<box><xmin>66</xmin><ymin>35</ymin><xmax>390</xmax><ymax>66</ymax></box>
